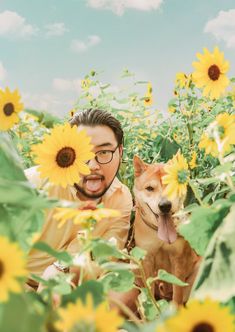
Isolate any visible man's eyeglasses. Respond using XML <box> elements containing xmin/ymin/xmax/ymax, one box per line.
<box><xmin>87</xmin><ymin>145</ymin><xmax>119</xmax><ymax>165</ymax></box>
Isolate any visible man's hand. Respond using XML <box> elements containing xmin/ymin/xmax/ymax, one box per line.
<box><xmin>69</xmin><ymin>266</ymin><xmax>80</xmax><ymax>286</ymax></box>
<box><xmin>37</xmin><ymin>264</ymin><xmax>62</xmax><ymax>307</ymax></box>
<box><xmin>37</xmin><ymin>264</ymin><xmax>61</xmax><ymax>292</ymax></box>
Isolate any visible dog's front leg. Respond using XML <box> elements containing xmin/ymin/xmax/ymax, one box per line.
<box><xmin>172</xmin><ymin>260</ymin><xmax>185</xmax><ymax>305</ymax></box>
<box><xmin>172</xmin><ymin>284</ymin><xmax>184</xmax><ymax>305</ymax></box>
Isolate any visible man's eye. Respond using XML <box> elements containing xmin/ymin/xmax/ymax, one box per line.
<box><xmin>146</xmin><ymin>186</ymin><xmax>154</xmax><ymax>192</ymax></box>
<box><xmin>98</xmin><ymin>151</ymin><xmax>108</xmax><ymax>155</ymax></box>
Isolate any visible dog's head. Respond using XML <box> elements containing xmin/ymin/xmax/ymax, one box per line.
<box><xmin>133</xmin><ymin>155</ymin><xmax>186</xmax><ymax>244</ymax></box>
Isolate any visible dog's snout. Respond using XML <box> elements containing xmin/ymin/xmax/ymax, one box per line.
<box><xmin>158</xmin><ymin>199</ymin><xmax>172</xmax><ymax>214</ymax></box>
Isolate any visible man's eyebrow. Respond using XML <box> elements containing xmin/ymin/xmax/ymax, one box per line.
<box><xmin>95</xmin><ymin>143</ymin><xmax>114</xmax><ymax>148</ymax></box>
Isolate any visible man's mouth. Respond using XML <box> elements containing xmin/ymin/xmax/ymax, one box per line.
<box><xmin>84</xmin><ymin>175</ymin><xmax>104</xmax><ymax>192</ymax></box>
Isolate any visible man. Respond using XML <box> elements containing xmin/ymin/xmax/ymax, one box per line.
<box><xmin>26</xmin><ymin>108</ymin><xmax>133</xmax><ymax>288</ymax></box>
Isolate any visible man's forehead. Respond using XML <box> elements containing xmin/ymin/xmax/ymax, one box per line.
<box><xmin>77</xmin><ymin>124</ymin><xmax>117</xmax><ymax>147</ymax></box>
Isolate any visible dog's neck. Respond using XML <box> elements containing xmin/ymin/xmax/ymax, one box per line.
<box><xmin>135</xmin><ymin>205</ymin><xmax>158</xmax><ymax>232</ymax></box>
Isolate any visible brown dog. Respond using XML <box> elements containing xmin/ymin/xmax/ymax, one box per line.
<box><xmin>133</xmin><ymin>155</ymin><xmax>200</xmax><ymax>305</ymax></box>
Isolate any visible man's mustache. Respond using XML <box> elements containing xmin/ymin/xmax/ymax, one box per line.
<box><xmin>83</xmin><ymin>174</ymin><xmax>105</xmax><ymax>181</ymax></box>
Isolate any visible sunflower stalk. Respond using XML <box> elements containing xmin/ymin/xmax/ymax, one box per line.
<box><xmin>188</xmin><ymin>179</ymin><xmax>205</xmax><ymax>206</ymax></box>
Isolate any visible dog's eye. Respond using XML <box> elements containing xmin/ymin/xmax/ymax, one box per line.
<box><xmin>146</xmin><ymin>186</ymin><xmax>154</xmax><ymax>192</ymax></box>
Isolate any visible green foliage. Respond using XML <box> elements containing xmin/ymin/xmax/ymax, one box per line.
<box><xmin>155</xmin><ymin>269</ymin><xmax>188</xmax><ymax>287</ymax></box>
<box><xmin>193</xmin><ymin>204</ymin><xmax>235</xmax><ymax>302</ymax></box>
<box><xmin>33</xmin><ymin>242</ymin><xmax>73</xmax><ymax>265</ymax></box>
<box><xmin>100</xmin><ymin>270</ymin><xmax>135</xmax><ymax>292</ymax></box>
<box><xmin>0</xmin><ymin>293</ymin><xmax>47</xmax><ymax>332</ymax></box>
<box><xmin>0</xmin><ymin>133</ymin><xmax>56</xmax><ymax>250</ymax></box>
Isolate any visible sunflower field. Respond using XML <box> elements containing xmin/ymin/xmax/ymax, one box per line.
<box><xmin>0</xmin><ymin>47</ymin><xmax>235</xmax><ymax>332</ymax></box>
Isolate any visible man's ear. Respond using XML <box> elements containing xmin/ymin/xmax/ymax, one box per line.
<box><xmin>133</xmin><ymin>155</ymin><xmax>147</xmax><ymax>177</ymax></box>
<box><xmin>119</xmin><ymin>145</ymin><xmax>123</xmax><ymax>158</ymax></box>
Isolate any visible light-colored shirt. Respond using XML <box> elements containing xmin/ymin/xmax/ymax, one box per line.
<box><xmin>25</xmin><ymin>166</ymin><xmax>133</xmax><ymax>279</ymax></box>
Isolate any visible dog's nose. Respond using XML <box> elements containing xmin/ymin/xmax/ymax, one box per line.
<box><xmin>158</xmin><ymin>199</ymin><xmax>172</xmax><ymax>214</ymax></box>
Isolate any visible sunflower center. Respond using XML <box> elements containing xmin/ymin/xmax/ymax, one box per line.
<box><xmin>177</xmin><ymin>169</ymin><xmax>189</xmax><ymax>184</ymax></box>
<box><xmin>0</xmin><ymin>260</ymin><xmax>4</xmax><ymax>279</ymax></box>
<box><xmin>56</xmin><ymin>147</ymin><xmax>76</xmax><ymax>168</ymax></box>
<box><xmin>192</xmin><ymin>322</ymin><xmax>214</xmax><ymax>332</ymax></box>
<box><xmin>3</xmin><ymin>103</ymin><xmax>15</xmax><ymax>116</ymax></box>
<box><xmin>208</xmin><ymin>64</ymin><xmax>220</xmax><ymax>81</ymax></box>
<box><xmin>72</xmin><ymin>321</ymin><xmax>95</xmax><ymax>332</ymax></box>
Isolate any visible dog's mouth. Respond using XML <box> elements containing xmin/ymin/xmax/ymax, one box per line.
<box><xmin>146</xmin><ymin>203</ymin><xmax>177</xmax><ymax>244</ymax></box>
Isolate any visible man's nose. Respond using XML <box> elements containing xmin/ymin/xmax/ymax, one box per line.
<box><xmin>87</xmin><ymin>158</ymin><xmax>100</xmax><ymax>170</ymax></box>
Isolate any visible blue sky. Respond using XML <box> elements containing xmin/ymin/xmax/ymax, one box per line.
<box><xmin>1</xmin><ymin>0</ymin><xmax>235</xmax><ymax>116</ymax></box>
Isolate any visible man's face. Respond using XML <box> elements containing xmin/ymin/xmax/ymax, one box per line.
<box><xmin>75</xmin><ymin>125</ymin><xmax>122</xmax><ymax>200</ymax></box>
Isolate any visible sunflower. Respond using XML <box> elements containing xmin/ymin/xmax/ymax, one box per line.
<box><xmin>199</xmin><ymin>113</ymin><xmax>235</xmax><ymax>157</ymax></box>
<box><xmin>32</xmin><ymin>123</ymin><xmax>94</xmax><ymax>188</ymax></box>
<box><xmin>0</xmin><ymin>87</ymin><xmax>24</xmax><ymax>131</ymax></box>
<box><xmin>168</xmin><ymin>106</ymin><xmax>176</xmax><ymax>113</ymax></box>
<box><xmin>81</xmin><ymin>78</ymin><xmax>91</xmax><ymax>90</ymax></box>
<box><xmin>0</xmin><ymin>236</ymin><xmax>27</xmax><ymax>302</ymax></box>
<box><xmin>162</xmin><ymin>152</ymin><xmax>189</xmax><ymax>199</ymax></box>
<box><xmin>157</xmin><ymin>298</ymin><xmax>235</xmax><ymax>332</ymax></box>
<box><xmin>192</xmin><ymin>47</ymin><xmax>230</xmax><ymax>99</ymax></box>
<box><xmin>54</xmin><ymin>206</ymin><xmax>120</xmax><ymax>228</ymax></box>
<box><xmin>175</xmin><ymin>72</ymin><xmax>189</xmax><ymax>89</ymax></box>
<box><xmin>189</xmin><ymin>151</ymin><xmax>197</xmax><ymax>169</ymax></box>
<box><xmin>56</xmin><ymin>293</ymin><xmax>123</xmax><ymax>332</ymax></box>
<box><xmin>144</xmin><ymin>82</ymin><xmax>153</xmax><ymax>106</ymax></box>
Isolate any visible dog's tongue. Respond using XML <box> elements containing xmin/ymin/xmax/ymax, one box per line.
<box><xmin>86</xmin><ymin>179</ymin><xmax>102</xmax><ymax>192</ymax></box>
<box><xmin>158</xmin><ymin>215</ymin><xmax>177</xmax><ymax>244</ymax></box>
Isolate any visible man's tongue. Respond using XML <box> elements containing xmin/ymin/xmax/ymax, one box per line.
<box><xmin>86</xmin><ymin>179</ymin><xmax>102</xmax><ymax>192</ymax></box>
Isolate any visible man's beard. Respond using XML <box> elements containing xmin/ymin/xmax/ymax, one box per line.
<box><xmin>74</xmin><ymin>164</ymin><xmax>120</xmax><ymax>200</ymax></box>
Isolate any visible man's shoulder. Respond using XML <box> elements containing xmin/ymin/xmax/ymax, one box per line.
<box><xmin>103</xmin><ymin>177</ymin><xmax>132</xmax><ymax>205</ymax></box>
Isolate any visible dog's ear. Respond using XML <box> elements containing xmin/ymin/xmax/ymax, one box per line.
<box><xmin>133</xmin><ymin>155</ymin><xmax>147</xmax><ymax>177</ymax></box>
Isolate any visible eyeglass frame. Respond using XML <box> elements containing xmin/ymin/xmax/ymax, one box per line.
<box><xmin>86</xmin><ymin>144</ymin><xmax>120</xmax><ymax>165</ymax></box>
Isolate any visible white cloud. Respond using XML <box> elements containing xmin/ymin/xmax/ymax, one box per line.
<box><xmin>204</xmin><ymin>9</ymin><xmax>235</xmax><ymax>48</ymax></box>
<box><xmin>0</xmin><ymin>10</ymin><xmax>38</xmax><ymax>38</ymax></box>
<box><xmin>87</xmin><ymin>0</ymin><xmax>163</xmax><ymax>15</ymax></box>
<box><xmin>0</xmin><ymin>61</ymin><xmax>7</xmax><ymax>81</ymax></box>
<box><xmin>22</xmin><ymin>91</ymin><xmax>73</xmax><ymax>116</ymax></box>
<box><xmin>45</xmin><ymin>22</ymin><xmax>69</xmax><ymax>37</ymax></box>
<box><xmin>53</xmin><ymin>78</ymin><xmax>82</xmax><ymax>93</ymax></box>
<box><xmin>70</xmin><ymin>35</ymin><xmax>101</xmax><ymax>53</ymax></box>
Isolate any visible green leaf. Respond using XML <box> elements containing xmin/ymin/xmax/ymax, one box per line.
<box><xmin>179</xmin><ymin>206</ymin><xmax>224</xmax><ymax>256</ymax></box>
<box><xmin>159</xmin><ymin>138</ymin><xmax>180</xmax><ymax>160</ymax></box>
<box><xmin>0</xmin><ymin>293</ymin><xmax>46</xmax><ymax>332</ymax></box>
<box><xmin>130</xmin><ymin>246</ymin><xmax>147</xmax><ymax>261</ymax></box>
<box><xmin>100</xmin><ymin>261</ymin><xmax>138</xmax><ymax>271</ymax></box>
<box><xmin>33</xmin><ymin>242</ymin><xmax>72</xmax><ymax>264</ymax></box>
<box><xmin>138</xmin><ymin>288</ymin><xmax>159</xmax><ymax>321</ymax></box>
<box><xmin>100</xmin><ymin>270</ymin><xmax>135</xmax><ymax>292</ymax></box>
<box><xmin>193</xmin><ymin>204</ymin><xmax>235</xmax><ymax>302</ymax></box>
<box><xmin>211</xmin><ymin>162</ymin><xmax>233</xmax><ymax>176</ymax></box>
<box><xmin>62</xmin><ymin>280</ymin><xmax>104</xmax><ymax>306</ymax></box>
<box><xmin>91</xmin><ymin>239</ymin><xmax>123</xmax><ymax>261</ymax></box>
<box><xmin>155</xmin><ymin>269</ymin><xmax>188</xmax><ymax>286</ymax></box>
<box><xmin>0</xmin><ymin>132</ymin><xmax>26</xmax><ymax>181</ymax></box>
